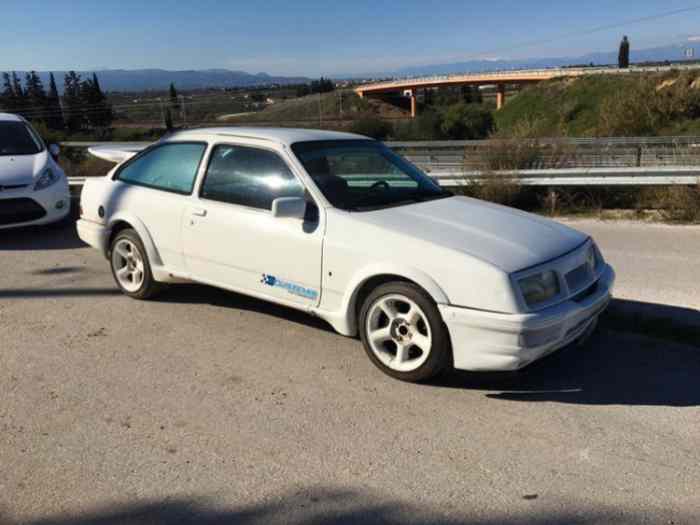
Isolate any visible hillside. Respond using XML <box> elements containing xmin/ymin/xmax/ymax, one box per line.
<box><xmin>495</xmin><ymin>69</ymin><xmax>700</xmax><ymax>137</ymax></box>
<box><xmin>223</xmin><ymin>90</ymin><xmax>409</xmax><ymax>126</ymax></box>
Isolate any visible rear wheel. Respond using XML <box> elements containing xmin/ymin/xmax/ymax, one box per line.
<box><xmin>359</xmin><ymin>282</ymin><xmax>451</xmax><ymax>382</ymax></box>
<box><xmin>109</xmin><ymin>229</ymin><xmax>163</xmax><ymax>300</ymax></box>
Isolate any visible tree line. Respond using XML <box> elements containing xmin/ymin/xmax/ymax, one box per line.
<box><xmin>295</xmin><ymin>77</ymin><xmax>335</xmax><ymax>97</ymax></box>
<box><xmin>0</xmin><ymin>71</ymin><xmax>113</xmax><ymax>131</ymax></box>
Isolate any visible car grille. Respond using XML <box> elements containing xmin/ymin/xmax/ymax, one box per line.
<box><xmin>0</xmin><ymin>198</ymin><xmax>47</xmax><ymax>225</ymax></box>
<box><xmin>566</xmin><ymin>263</ymin><xmax>594</xmax><ymax>293</ymax></box>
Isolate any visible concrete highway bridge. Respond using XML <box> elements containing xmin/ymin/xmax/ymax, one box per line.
<box><xmin>355</xmin><ymin>64</ymin><xmax>700</xmax><ymax>117</ymax></box>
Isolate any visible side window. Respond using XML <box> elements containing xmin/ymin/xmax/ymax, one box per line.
<box><xmin>117</xmin><ymin>142</ymin><xmax>206</xmax><ymax>194</ymax></box>
<box><xmin>201</xmin><ymin>145</ymin><xmax>304</xmax><ymax>210</ymax></box>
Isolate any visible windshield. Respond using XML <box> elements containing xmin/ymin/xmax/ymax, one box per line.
<box><xmin>0</xmin><ymin>121</ymin><xmax>44</xmax><ymax>156</ymax></box>
<box><xmin>292</xmin><ymin>140</ymin><xmax>451</xmax><ymax>211</ymax></box>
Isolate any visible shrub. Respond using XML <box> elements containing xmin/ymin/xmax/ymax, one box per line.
<box><xmin>440</xmin><ymin>103</ymin><xmax>494</xmax><ymax>140</ymax></box>
<box><xmin>647</xmin><ymin>184</ymin><xmax>700</xmax><ymax>223</ymax></box>
<box><xmin>349</xmin><ymin>117</ymin><xmax>392</xmax><ymax>140</ymax></box>
<box><xmin>478</xmin><ymin>139</ymin><xmax>544</xmax><ymax>170</ymax></box>
<box><xmin>391</xmin><ymin>110</ymin><xmax>445</xmax><ymax>140</ymax></box>
<box><xmin>451</xmin><ymin>173</ymin><xmax>533</xmax><ymax>209</ymax></box>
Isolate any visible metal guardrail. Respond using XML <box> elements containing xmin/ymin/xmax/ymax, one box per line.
<box><xmin>63</xmin><ymin>140</ymin><xmax>700</xmax><ymax>187</ymax></box>
<box><xmin>68</xmin><ymin>167</ymin><xmax>700</xmax><ymax>188</ymax></box>
<box><xmin>430</xmin><ymin>167</ymin><xmax>700</xmax><ymax>187</ymax></box>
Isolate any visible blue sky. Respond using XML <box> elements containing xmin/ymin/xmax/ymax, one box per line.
<box><xmin>2</xmin><ymin>1</ymin><xmax>700</xmax><ymax>75</ymax></box>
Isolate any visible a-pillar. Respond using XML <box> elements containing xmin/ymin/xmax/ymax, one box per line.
<box><xmin>496</xmin><ymin>84</ymin><xmax>506</xmax><ymax>110</ymax></box>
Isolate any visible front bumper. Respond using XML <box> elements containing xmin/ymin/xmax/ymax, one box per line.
<box><xmin>439</xmin><ymin>264</ymin><xmax>615</xmax><ymax>371</ymax></box>
<box><xmin>0</xmin><ymin>179</ymin><xmax>71</xmax><ymax>230</ymax></box>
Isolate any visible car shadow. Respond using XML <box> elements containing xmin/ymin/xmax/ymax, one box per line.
<box><xmin>1</xmin><ymin>487</ymin><xmax>686</xmax><ymax>525</ymax></box>
<box><xmin>156</xmin><ymin>283</ymin><xmax>336</xmax><ymax>333</ymax></box>
<box><xmin>431</xmin><ymin>299</ymin><xmax>700</xmax><ymax>407</ymax></box>
<box><xmin>0</xmin><ymin>210</ymin><xmax>86</xmax><ymax>251</ymax></box>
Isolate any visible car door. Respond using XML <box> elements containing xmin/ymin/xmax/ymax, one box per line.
<box><xmin>182</xmin><ymin>143</ymin><xmax>323</xmax><ymax>307</ymax></box>
<box><xmin>111</xmin><ymin>141</ymin><xmax>207</xmax><ymax>274</ymax></box>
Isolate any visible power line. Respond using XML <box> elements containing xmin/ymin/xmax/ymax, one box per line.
<box><xmin>448</xmin><ymin>5</ymin><xmax>700</xmax><ymax>62</ymax></box>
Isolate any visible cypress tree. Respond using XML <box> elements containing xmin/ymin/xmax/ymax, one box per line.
<box><xmin>46</xmin><ymin>73</ymin><xmax>65</xmax><ymax>130</ymax></box>
<box><xmin>0</xmin><ymin>73</ymin><xmax>14</xmax><ymax>111</ymax></box>
<box><xmin>619</xmin><ymin>36</ymin><xmax>630</xmax><ymax>69</ymax></box>
<box><xmin>86</xmin><ymin>72</ymin><xmax>113</xmax><ymax>128</ymax></box>
<box><xmin>11</xmin><ymin>72</ymin><xmax>27</xmax><ymax>117</ymax></box>
<box><xmin>63</xmin><ymin>71</ymin><xmax>85</xmax><ymax>132</ymax></box>
<box><xmin>169</xmin><ymin>82</ymin><xmax>180</xmax><ymax>110</ymax></box>
<box><xmin>24</xmin><ymin>71</ymin><xmax>48</xmax><ymax>123</ymax></box>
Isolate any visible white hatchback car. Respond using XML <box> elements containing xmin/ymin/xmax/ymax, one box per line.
<box><xmin>0</xmin><ymin>113</ymin><xmax>70</xmax><ymax>229</ymax></box>
<box><xmin>78</xmin><ymin>128</ymin><xmax>615</xmax><ymax>382</ymax></box>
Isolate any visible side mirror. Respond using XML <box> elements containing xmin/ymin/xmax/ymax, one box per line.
<box><xmin>49</xmin><ymin>144</ymin><xmax>60</xmax><ymax>160</ymax></box>
<box><xmin>271</xmin><ymin>197</ymin><xmax>306</xmax><ymax>219</ymax></box>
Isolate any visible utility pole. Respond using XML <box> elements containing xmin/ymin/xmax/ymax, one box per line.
<box><xmin>319</xmin><ymin>92</ymin><xmax>323</xmax><ymax>128</ymax></box>
<box><xmin>179</xmin><ymin>94</ymin><xmax>187</xmax><ymax>126</ymax></box>
<box><xmin>158</xmin><ymin>97</ymin><xmax>166</xmax><ymax>128</ymax></box>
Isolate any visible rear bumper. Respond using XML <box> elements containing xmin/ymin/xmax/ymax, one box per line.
<box><xmin>76</xmin><ymin>218</ymin><xmax>110</xmax><ymax>255</ymax></box>
<box><xmin>440</xmin><ymin>264</ymin><xmax>615</xmax><ymax>371</ymax></box>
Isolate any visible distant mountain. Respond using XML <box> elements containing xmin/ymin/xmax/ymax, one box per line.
<box><xmin>9</xmin><ymin>69</ymin><xmax>310</xmax><ymax>93</ymax></box>
<box><xmin>381</xmin><ymin>42</ymin><xmax>700</xmax><ymax>78</ymax></box>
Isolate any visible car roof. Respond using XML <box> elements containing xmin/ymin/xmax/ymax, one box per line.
<box><xmin>164</xmin><ymin>127</ymin><xmax>369</xmax><ymax>146</ymax></box>
<box><xmin>0</xmin><ymin>112</ymin><xmax>25</xmax><ymax>122</ymax></box>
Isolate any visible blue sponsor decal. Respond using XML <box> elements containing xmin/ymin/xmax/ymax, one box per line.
<box><xmin>261</xmin><ymin>274</ymin><xmax>318</xmax><ymax>300</ymax></box>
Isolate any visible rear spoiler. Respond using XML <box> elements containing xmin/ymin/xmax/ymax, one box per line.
<box><xmin>88</xmin><ymin>143</ymin><xmax>150</xmax><ymax>164</ymax></box>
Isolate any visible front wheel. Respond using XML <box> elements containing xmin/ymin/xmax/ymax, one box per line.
<box><xmin>359</xmin><ymin>282</ymin><xmax>451</xmax><ymax>382</ymax></box>
<box><xmin>109</xmin><ymin>228</ymin><xmax>163</xmax><ymax>300</ymax></box>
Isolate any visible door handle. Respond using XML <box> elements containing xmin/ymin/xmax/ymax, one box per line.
<box><xmin>192</xmin><ymin>208</ymin><xmax>207</xmax><ymax>217</ymax></box>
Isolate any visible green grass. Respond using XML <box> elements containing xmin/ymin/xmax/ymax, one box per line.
<box><xmin>226</xmin><ymin>90</ymin><xmax>379</xmax><ymax>125</ymax></box>
<box><xmin>495</xmin><ymin>70</ymin><xmax>700</xmax><ymax>138</ymax></box>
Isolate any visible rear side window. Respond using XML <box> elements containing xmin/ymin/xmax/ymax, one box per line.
<box><xmin>117</xmin><ymin>142</ymin><xmax>206</xmax><ymax>194</ymax></box>
<box><xmin>200</xmin><ymin>145</ymin><xmax>304</xmax><ymax>210</ymax></box>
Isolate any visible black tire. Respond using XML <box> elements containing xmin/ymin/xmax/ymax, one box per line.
<box><xmin>109</xmin><ymin>228</ymin><xmax>163</xmax><ymax>300</ymax></box>
<box><xmin>359</xmin><ymin>281</ymin><xmax>452</xmax><ymax>382</ymax></box>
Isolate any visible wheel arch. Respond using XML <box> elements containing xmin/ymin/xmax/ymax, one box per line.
<box><xmin>341</xmin><ymin>265</ymin><xmax>450</xmax><ymax>337</ymax></box>
<box><xmin>106</xmin><ymin>214</ymin><xmax>163</xmax><ymax>268</ymax></box>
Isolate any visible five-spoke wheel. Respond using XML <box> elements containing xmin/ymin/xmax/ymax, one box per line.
<box><xmin>109</xmin><ymin>228</ymin><xmax>163</xmax><ymax>299</ymax></box>
<box><xmin>112</xmin><ymin>238</ymin><xmax>146</xmax><ymax>293</ymax></box>
<box><xmin>360</xmin><ymin>282</ymin><xmax>451</xmax><ymax>382</ymax></box>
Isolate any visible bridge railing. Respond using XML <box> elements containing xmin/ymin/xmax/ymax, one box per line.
<box><xmin>356</xmin><ymin>64</ymin><xmax>700</xmax><ymax>92</ymax></box>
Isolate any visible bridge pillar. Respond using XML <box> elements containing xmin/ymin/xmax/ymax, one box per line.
<box><xmin>409</xmin><ymin>90</ymin><xmax>417</xmax><ymax>118</ymax></box>
<box><xmin>496</xmin><ymin>84</ymin><xmax>506</xmax><ymax>110</ymax></box>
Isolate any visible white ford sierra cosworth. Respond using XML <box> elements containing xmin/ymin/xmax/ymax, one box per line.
<box><xmin>77</xmin><ymin>128</ymin><xmax>615</xmax><ymax>382</ymax></box>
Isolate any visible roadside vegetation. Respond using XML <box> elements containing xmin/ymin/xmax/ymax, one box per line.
<box><xmin>495</xmin><ymin>69</ymin><xmax>700</xmax><ymax>137</ymax></box>
<box><xmin>4</xmin><ymin>67</ymin><xmax>699</xmax><ymax>223</ymax></box>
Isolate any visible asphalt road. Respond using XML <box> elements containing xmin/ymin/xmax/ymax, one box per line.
<box><xmin>1</xmin><ymin>218</ymin><xmax>699</xmax><ymax>525</ymax></box>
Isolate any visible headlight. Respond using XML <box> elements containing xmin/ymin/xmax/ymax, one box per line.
<box><xmin>34</xmin><ymin>168</ymin><xmax>59</xmax><ymax>191</ymax></box>
<box><xmin>519</xmin><ymin>271</ymin><xmax>560</xmax><ymax>307</ymax></box>
<box><xmin>592</xmin><ymin>242</ymin><xmax>604</xmax><ymax>269</ymax></box>
<box><xmin>586</xmin><ymin>245</ymin><xmax>596</xmax><ymax>271</ymax></box>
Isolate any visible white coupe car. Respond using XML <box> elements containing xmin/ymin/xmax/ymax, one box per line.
<box><xmin>0</xmin><ymin>113</ymin><xmax>70</xmax><ymax>229</ymax></box>
<box><xmin>77</xmin><ymin>128</ymin><xmax>615</xmax><ymax>382</ymax></box>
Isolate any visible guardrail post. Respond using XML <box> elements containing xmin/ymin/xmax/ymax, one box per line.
<box><xmin>637</xmin><ymin>146</ymin><xmax>642</xmax><ymax>167</ymax></box>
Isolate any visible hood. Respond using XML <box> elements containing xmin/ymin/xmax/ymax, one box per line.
<box><xmin>353</xmin><ymin>196</ymin><xmax>588</xmax><ymax>274</ymax></box>
<box><xmin>0</xmin><ymin>151</ymin><xmax>47</xmax><ymax>186</ymax></box>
